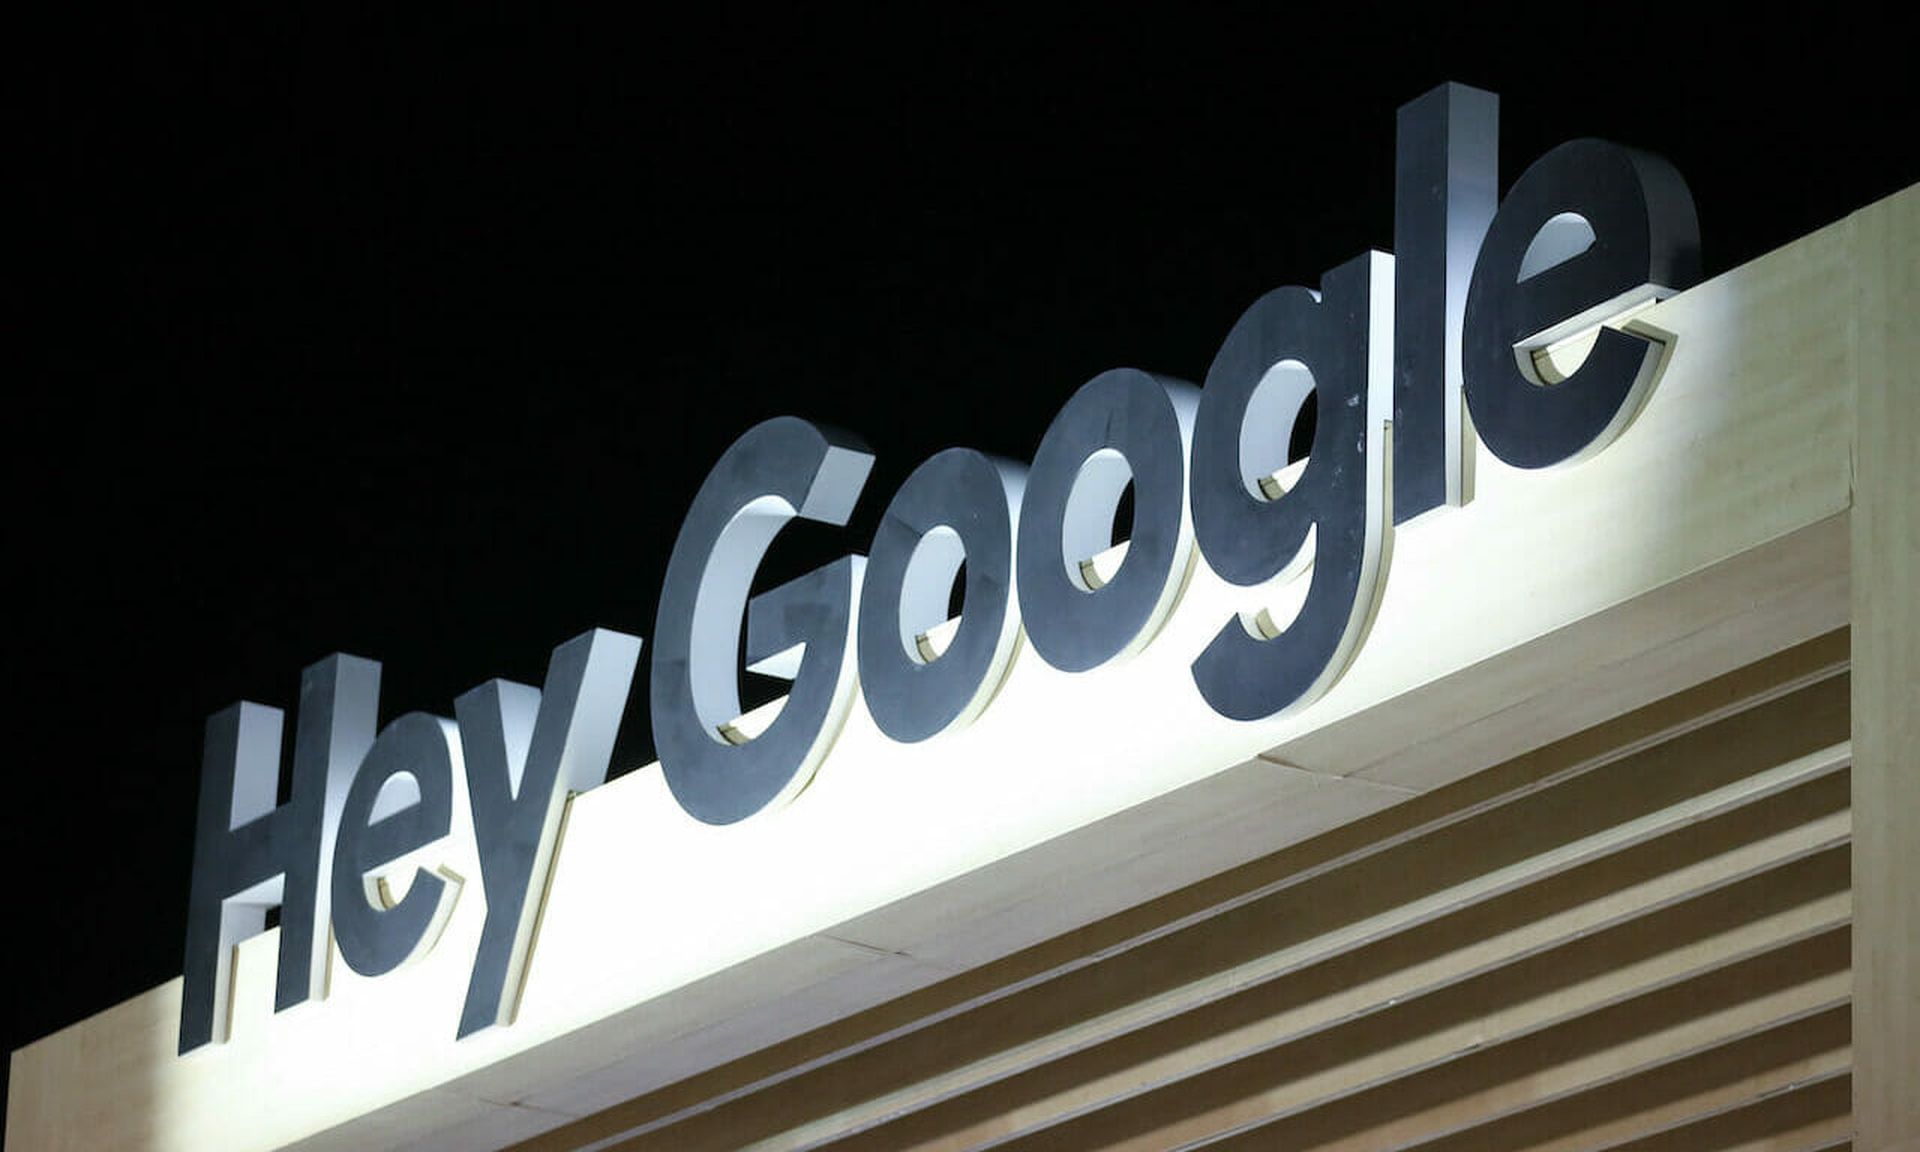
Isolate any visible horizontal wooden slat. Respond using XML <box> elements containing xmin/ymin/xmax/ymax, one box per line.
<box><xmin>1596</xmin><ymin>1072</ymin><xmax>1852</xmax><ymax>1151</ymax></box>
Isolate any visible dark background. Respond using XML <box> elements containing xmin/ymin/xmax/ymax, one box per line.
<box><xmin>8</xmin><ymin>6</ymin><xmax>1912</xmax><ymax>1130</ymax></box>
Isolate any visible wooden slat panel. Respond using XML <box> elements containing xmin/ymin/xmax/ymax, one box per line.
<box><xmin>622</xmin><ymin>752</ymin><xmax>1850</xmax><ymax>1144</ymax></box>
<box><xmin>787</xmin><ymin>785</ymin><xmax>1852</xmax><ymax>1152</ymax></box>
<box><xmin>603</xmin><ymin>690</ymin><xmax>1848</xmax><ymax>1150</ymax></box>
<box><xmin>522</xmin><ymin>641</ymin><xmax>1857</xmax><ymax>1152</ymax></box>
<box><xmin>510</xmin><ymin>637</ymin><xmax>1851</xmax><ymax>1152</ymax></box>
<box><xmin>931</xmin><ymin>896</ymin><xmax>1851</xmax><ymax>1151</ymax></box>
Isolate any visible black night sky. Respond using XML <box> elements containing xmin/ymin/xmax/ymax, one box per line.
<box><xmin>8</xmin><ymin>8</ymin><xmax>1913</xmax><ymax>1128</ymax></box>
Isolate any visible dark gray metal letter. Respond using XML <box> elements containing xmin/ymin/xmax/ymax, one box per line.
<box><xmin>1463</xmin><ymin>138</ymin><xmax>1700</xmax><ymax>469</ymax></box>
<box><xmin>330</xmin><ymin>713</ymin><xmax>460</xmax><ymax>978</ymax></box>
<box><xmin>1189</xmin><ymin>253</ymin><xmax>1394</xmax><ymax>721</ymax></box>
<box><xmin>1394</xmin><ymin>82</ymin><xmax>1498</xmax><ymax>520</ymax></box>
<box><xmin>454</xmin><ymin>627</ymin><xmax>639</xmax><ymax>1037</ymax></box>
<box><xmin>1016</xmin><ymin>369</ymin><xmax>1197</xmax><ymax>671</ymax></box>
<box><xmin>179</xmin><ymin>654</ymin><xmax>377</xmax><ymax>1052</ymax></box>
<box><xmin>858</xmin><ymin>448</ymin><xmax>1025</xmax><ymax>741</ymax></box>
<box><xmin>652</xmin><ymin>417</ymin><xmax>872</xmax><ymax>824</ymax></box>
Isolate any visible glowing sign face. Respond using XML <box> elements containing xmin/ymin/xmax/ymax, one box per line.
<box><xmin>178</xmin><ymin>82</ymin><xmax>1700</xmax><ymax>1054</ymax></box>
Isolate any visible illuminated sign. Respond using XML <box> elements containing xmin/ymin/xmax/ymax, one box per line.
<box><xmin>179</xmin><ymin>82</ymin><xmax>1700</xmax><ymax>1053</ymax></box>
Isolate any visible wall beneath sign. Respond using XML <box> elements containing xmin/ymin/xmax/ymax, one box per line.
<box><xmin>526</xmin><ymin>632</ymin><xmax>1858</xmax><ymax>1150</ymax></box>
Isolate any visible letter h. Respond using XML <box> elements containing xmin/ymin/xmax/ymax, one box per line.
<box><xmin>178</xmin><ymin>655</ymin><xmax>377</xmax><ymax>1053</ymax></box>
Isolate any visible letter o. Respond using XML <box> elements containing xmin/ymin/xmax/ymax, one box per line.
<box><xmin>1016</xmin><ymin>368</ymin><xmax>1197</xmax><ymax>671</ymax></box>
<box><xmin>858</xmin><ymin>448</ymin><xmax>1023</xmax><ymax>742</ymax></box>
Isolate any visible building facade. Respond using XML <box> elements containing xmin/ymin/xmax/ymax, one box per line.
<box><xmin>8</xmin><ymin>170</ymin><xmax>1915</xmax><ymax>1152</ymax></box>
